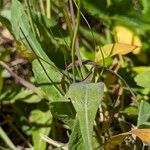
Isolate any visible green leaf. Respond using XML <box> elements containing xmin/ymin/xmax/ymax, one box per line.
<box><xmin>11</xmin><ymin>0</ymin><xmax>27</xmax><ymax>40</ymax></box>
<box><xmin>31</xmin><ymin>109</ymin><xmax>51</xmax><ymax>150</ymax></box>
<box><xmin>32</xmin><ymin>60</ymin><xmax>63</xmax><ymax>101</ymax></box>
<box><xmin>132</xmin><ymin>66</ymin><xmax>150</xmax><ymax>74</ymax></box>
<box><xmin>122</xmin><ymin>106</ymin><xmax>138</xmax><ymax>116</ymax></box>
<box><xmin>141</xmin><ymin>0</ymin><xmax>150</xmax><ymax>15</ymax></box>
<box><xmin>11</xmin><ymin>0</ymin><xmax>64</xmax><ymax>100</ymax></box>
<box><xmin>79</xmin><ymin>26</ymin><xmax>106</xmax><ymax>45</ymax></box>
<box><xmin>137</xmin><ymin>100</ymin><xmax>150</xmax><ymax>127</ymax></box>
<box><xmin>50</xmin><ymin>101</ymin><xmax>76</xmax><ymax>128</ymax></box>
<box><xmin>0</xmin><ymin>10</ymin><xmax>11</xmax><ymax>31</ymax></box>
<box><xmin>108</xmin><ymin>0</ymin><xmax>133</xmax><ymax>15</ymax></box>
<box><xmin>83</xmin><ymin>0</ymin><xmax>110</xmax><ymax>24</ymax></box>
<box><xmin>68</xmin><ymin>120</ymin><xmax>85</xmax><ymax>150</ymax></box>
<box><xmin>0</xmin><ymin>10</ymin><xmax>11</xmax><ymax>21</ymax></box>
<box><xmin>111</xmin><ymin>15</ymin><xmax>150</xmax><ymax>34</ymax></box>
<box><xmin>68</xmin><ymin>120</ymin><xmax>101</xmax><ymax>150</ymax></box>
<box><xmin>135</xmin><ymin>70</ymin><xmax>150</xmax><ymax>89</ymax></box>
<box><xmin>80</xmin><ymin>47</ymin><xmax>95</xmax><ymax>61</ymax></box>
<box><xmin>10</xmin><ymin>88</ymin><xmax>41</xmax><ymax>103</ymax></box>
<box><xmin>66</xmin><ymin>82</ymin><xmax>104</xmax><ymax>150</ymax></box>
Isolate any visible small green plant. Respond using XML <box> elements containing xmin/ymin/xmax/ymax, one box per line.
<box><xmin>0</xmin><ymin>0</ymin><xmax>150</xmax><ymax>149</ymax></box>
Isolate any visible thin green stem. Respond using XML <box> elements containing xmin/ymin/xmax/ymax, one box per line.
<box><xmin>105</xmin><ymin>28</ymin><xmax>112</xmax><ymax>43</ymax></box>
<box><xmin>24</xmin><ymin>0</ymin><xmax>37</xmax><ymax>36</ymax></box>
<box><xmin>71</xmin><ymin>0</ymin><xmax>81</xmax><ymax>82</ymax></box>
<box><xmin>98</xmin><ymin>46</ymin><xmax>105</xmax><ymax>75</ymax></box>
<box><xmin>142</xmin><ymin>144</ymin><xmax>145</xmax><ymax>150</ymax></box>
<box><xmin>46</xmin><ymin>0</ymin><xmax>51</xmax><ymax>19</ymax></box>
<box><xmin>0</xmin><ymin>146</ymin><xmax>8</xmax><ymax>150</ymax></box>
<box><xmin>60</xmin><ymin>1</ymin><xmax>73</xmax><ymax>37</ymax></box>
<box><xmin>73</xmin><ymin>0</ymin><xmax>96</xmax><ymax>51</ymax></box>
<box><xmin>39</xmin><ymin>0</ymin><xmax>45</xmax><ymax>15</ymax></box>
<box><xmin>71</xmin><ymin>0</ymin><xmax>87</xmax><ymax>79</ymax></box>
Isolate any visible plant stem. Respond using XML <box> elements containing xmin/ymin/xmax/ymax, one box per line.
<box><xmin>70</xmin><ymin>0</ymin><xmax>87</xmax><ymax>79</ymax></box>
<box><xmin>142</xmin><ymin>144</ymin><xmax>145</xmax><ymax>150</ymax></box>
<box><xmin>24</xmin><ymin>0</ymin><xmax>37</xmax><ymax>36</ymax></box>
<box><xmin>39</xmin><ymin>0</ymin><xmax>45</xmax><ymax>15</ymax></box>
<box><xmin>105</xmin><ymin>28</ymin><xmax>112</xmax><ymax>43</ymax></box>
<box><xmin>60</xmin><ymin>1</ymin><xmax>73</xmax><ymax>37</ymax></box>
<box><xmin>46</xmin><ymin>0</ymin><xmax>51</xmax><ymax>19</ymax></box>
<box><xmin>71</xmin><ymin>0</ymin><xmax>81</xmax><ymax>82</ymax></box>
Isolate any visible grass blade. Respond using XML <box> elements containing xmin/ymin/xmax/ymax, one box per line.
<box><xmin>0</xmin><ymin>127</ymin><xmax>16</xmax><ymax>150</ymax></box>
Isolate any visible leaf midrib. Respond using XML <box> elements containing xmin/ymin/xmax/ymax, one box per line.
<box><xmin>84</xmin><ymin>84</ymin><xmax>92</xmax><ymax>150</ymax></box>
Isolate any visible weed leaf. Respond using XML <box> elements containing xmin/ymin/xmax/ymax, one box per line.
<box><xmin>137</xmin><ymin>100</ymin><xmax>150</xmax><ymax>127</ymax></box>
<box><xmin>66</xmin><ymin>82</ymin><xmax>104</xmax><ymax>150</ymax></box>
<box><xmin>131</xmin><ymin>129</ymin><xmax>150</xmax><ymax>143</ymax></box>
<box><xmin>135</xmin><ymin>70</ymin><xmax>150</xmax><ymax>89</ymax></box>
<box><xmin>96</xmin><ymin>43</ymin><xmax>137</xmax><ymax>61</ymax></box>
<box><xmin>105</xmin><ymin>132</ymin><xmax>131</xmax><ymax>150</ymax></box>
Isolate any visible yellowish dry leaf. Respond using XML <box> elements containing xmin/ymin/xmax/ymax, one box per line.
<box><xmin>105</xmin><ymin>132</ymin><xmax>131</xmax><ymax>150</ymax></box>
<box><xmin>105</xmin><ymin>128</ymin><xmax>150</xmax><ymax>149</ymax></box>
<box><xmin>96</xmin><ymin>43</ymin><xmax>138</xmax><ymax>62</ymax></box>
<box><xmin>131</xmin><ymin>129</ymin><xmax>150</xmax><ymax>143</ymax></box>
<box><xmin>115</xmin><ymin>25</ymin><xmax>142</xmax><ymax>54</ymax></box>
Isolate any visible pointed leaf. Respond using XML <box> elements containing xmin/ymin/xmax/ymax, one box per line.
<box><xmin>66</xmin><ymin>82</ymin><xmax>104</xmax><ymax>150</ymax></box>
<box><xmin>96</xmin><ymin>43</ymin><xmax>138</xmax><ymax>61</ymax></box>
<box><xmin>11</xmin><ymin>0</ymin><xmax>63</xmax><ymax>101</ymax></box>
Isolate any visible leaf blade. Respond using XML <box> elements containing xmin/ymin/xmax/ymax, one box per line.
<box><xmin>67</xmin><ymin>82</ymin><xmax>104</xmax><ymax>150</ymax></box>
<box><xmin>96</xmin><ymin>43</ymin><xmax>138</xmax><ymax>61</ymax></box>
<box><xmin>135</xmin><ymin>70</ymin><xmax>150</xmax><ymax>89</ymax></box>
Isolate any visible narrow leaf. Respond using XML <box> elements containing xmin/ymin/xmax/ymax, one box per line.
<box><xmin>11</xmin><ymin>0</ymin><xmax>63</xmax><ymax>100</ymax></box>
<box><xmin>0</xmin><ymin>127</ymin><xmax>16</xmax><ymax>150</ymax></box>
